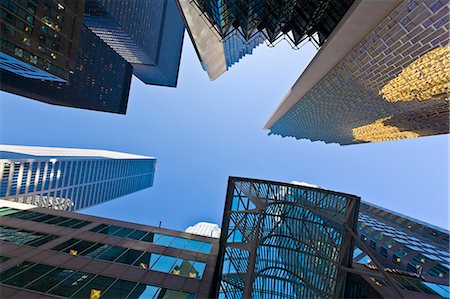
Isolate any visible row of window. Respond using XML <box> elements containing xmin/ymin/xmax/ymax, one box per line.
<box><xmin>52</xmin><ymin>238</ymin><xmax>206</xmax><ymax>279</ymax></box>
<box><xmin>0</xmin><ymin>261</ymin><xmax>196</xmax><ymax>298</ymax></box>
<box><xmin>0</xmin><ymin>208</ymin><xmax>213</xmax><ymax>254</ymax></box>
<box><xmin>0</xmin><ymin>225</ymin><xmax>58</xmax><ymax>247</ymax></box>
<box><xmin>1</xmin><ymin>208</ymin><xmax>91</xmax><ymax>229</ymax></box>
<box><xmin>360</xmin><ymin>234</ymin><xmax>449</xmax><ymax>278</ymax></box>
<box><xmin>90</xmin><ymin>224</ymin><xmax>213</xmax><ymax>254</ymax></box>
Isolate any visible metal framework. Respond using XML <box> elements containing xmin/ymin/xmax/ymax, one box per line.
<box><xmin>186</xmin><ymin>0</ymin><xmax>354</xmax><ymax>49</ymax></box>
<box><xmin>216</xmin><ymin>177</ymin><xmax>360</xmax><ymax>298</ymax></box>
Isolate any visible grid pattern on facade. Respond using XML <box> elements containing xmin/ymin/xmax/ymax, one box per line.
<box><xmin>217</xmin><ymin>177</ymin><xmax>360</xmax><ymax>298</ymax></box>
<box><xmin>357</xmin><ymin>202</ymin><xmax>450</xmax><ymax>280</ymax></box>
<box><xmin>269</xmin><ymin>0</ymin><xmax>449</xmax><ymax>145</ymax></box>
<box><xmin>83</xmin><ymin>0</ymin><xmax>166</xmax><ymax>65</ymax></box>
<box><xmin>0</xmin><ymin>0</ymin><xmax>84</xmax><ymax>81</ymax></box>
<box><xmin>187</xmin><ymin>0</ymin><xmax>354</xmax><ymax>49</ymax></box>
<box><xmin>0</xmin><ymin>156</ymin><xmax>156</xmax><ymax>211</ymax></box>
<box><xmin>0</xmin><ymin>261</ymin><xmax>196</xmax><ymax>298</ymax></box>
<box><xmin>0</xmin><ymin>25</ymin><xmax>133</xmax><ymax>114</ymax></box>
<box><xmin>0</xmin><ymin>200</ymin><xmax>219</xmax><ymax>298</ymax></box>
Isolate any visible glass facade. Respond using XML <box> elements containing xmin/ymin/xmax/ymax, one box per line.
<box><xmin>0</xmin><ymin>146</ymin><xmax>156</xmax><ymax>210</ymax></box>
<box><xmin>0</xmin><ymin>225</ymin><xmax>58</xmax><ymax>247</ymax></box>
<box><xmin>186</xmin><ymin>0</ymin><xmax>353</xmax><ymax>48</ymax></box>
<box><xmin>217</xmin><ymin>177</ymin><xmax>360</xmax><ymax>299</ymax></box>
<box><xmin>268</xmin><ymin>0</ymin><xmax>449</xmax><ymax>145</ymax></box>
<box><xmin>357</xmin><ymin>202</ymin><xmax>450</xmax><ymax>280</ymax></box>
<box><xmin>0</xmin><ymin>0</ymin><xmax>84</xmax><ymax>81</ymax></box>
<box><xmin>0</xmin><ymin>261</ymin><xmax>196</xmax><ymax>298</ymax></box>
<box><xmin>0</xmin><ymin>25</ymin><xmax>133</xmax><ymax>114</ymax></box>
<box><xmin>89</xmin><ymin>224</ymin><xmax>213</xmax><ymax>254</ymax></box>
<box><xmin>2</xmin><ymin>207</ymin><xmax>91</xmax><ymax>228</ymax></box>
<box><xmin>83</xmin><ymin>0</ymin><xmax>185</xmax><ymax>86</ymax></box>
<box><xmin>50</xmin><ymin>238</ymin><xmax>207</xmax><ymax>279</ymax></box>
<box><xmin>0</xmin><ymin>200</ymin><xmax>218</xmax><ymax>298</ymax></box>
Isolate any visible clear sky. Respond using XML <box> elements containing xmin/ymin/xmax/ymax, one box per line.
<box><xmin>1</xmin><ymin>36</ymin><xmax>448</xmax><ymax>231</ymax></box>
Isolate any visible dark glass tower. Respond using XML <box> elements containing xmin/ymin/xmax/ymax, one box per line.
<box><xmin>177</xmin><ymin>0</ymin><xmax>354</xmax><ymax>79</ymax></box>
<box><xmin>0</xmin><ymin>25</ymin><xmax>132</xmax><ymax>114</ymax></box>
<box><xmin>0</xmin><ymin>0</ymin><xmax>84</xmax><ymax>81</ymax></box>
<box><xmin>84</xmin><ymin>0</ymin><xmax>185</xmax><ymax>87</ymax></box>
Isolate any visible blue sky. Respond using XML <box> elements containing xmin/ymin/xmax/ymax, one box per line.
<box><xmin>1</xmin><ymin>36</ymin><xmax>448</xmax><ymax>231</ymax></box>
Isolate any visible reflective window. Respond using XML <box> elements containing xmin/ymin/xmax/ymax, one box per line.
<box><xmin>49</xmin><ymin>270</ymin><xmax>95</xmax><ymax>297</ymax></box>
<box><xmin>1</xmin><ymin>263</ymin><xmax>54</xmax><ymax>287</ymax></box>
<box><xmin>116</xmin><ymin>249</ymin><xmax>144</xmax><ymax>266</ymax></box>
<box><xmin>151</xmin><ymin>255</ymin><xmax>177</xmax><ymax>273</ymax></box>
<box><xmin>2</xmin><ymin>209</ymin><xmax>91</xmax><ymax>228</ymax></box>
<box><xmin>71</xmin><ymin>275</ymin><xmax>116</xmax><ymax>298</ymax></box>
<box><xmin>102</xmin><ymin>279</ymin><xmax>137</xmax><ymax>298</ymax></box>
<box><xmin>97</xmin><ymin>246</ymin><xmax>127</xmax><ymax>261</ymax></box>
<box><xmin>89</xmin><ymin>225</ymin><xmax>213</xmax><ymax>253</ymax></box>
<box><xmin>0</xmin><ymin>226</ymin><xmax>58</xmax><ymax>247</ymax></box>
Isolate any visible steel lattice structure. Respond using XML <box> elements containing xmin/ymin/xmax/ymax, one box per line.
<box><xmin>215</xmin><ymin>177</ymin><xmax>360</xmax><ymax>298</ymax></box>
<box><xmin>187</xmin><ymin>0</ymin><xmax>354</xmax><ymax>49</ymax></box>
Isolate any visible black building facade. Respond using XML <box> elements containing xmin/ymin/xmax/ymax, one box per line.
<box><xmin>0</xmin><ymin>0</ymin><xmax>84</xmax><ymax>81</ymax></box>
<box><xmin>0</xmin><ymin>25</ymin><xmax>132</xmax><ymax>114</ymax></box>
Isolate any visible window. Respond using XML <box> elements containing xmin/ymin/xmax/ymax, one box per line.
<box><xmin>0</xmin><ymin>226</ymin><xmax>58</xmax><ymax>247</ymax></box>
<box><xmin>3</xmin><ymin>210</ymin><xmax>91</xmax><ymax>228</ymax></box>
<box><xmin>52</xmin><ymin>239</ymin><xmax>96</xmax><ymax>256</ymax></box>
<box><xmin>89</xmin><ymin>225</ymin><xmax>213</xmax><ymax>253</ymax></box>
<box><xmin>427</xmin><ymin>264</ymin><xmax>449</xmax><ymax>278</ymax></box>
<box><xmin>49</xmin><ymin>270</ymin><xmax>95</xmax><ymax>297</ymax></box>
<box><xmin>0</xmin><ymin>262</ymin><xmax>197</xmax><ymax>298</ymax></box>
<box><xmin>97</xmin><ymin>246</ymin><xmax>127</xmax><ymax>261</ymax></box>
<box><xmin>71</xmin><ymin>275</ymin><xmax>116</xmax><ymax>298</ymax></box>
<box><xmin>1</xmin><ymin>263</ymin><xmax>54</xmax><ymax>288</ymax></box>
<box><xmin>392</xmin><ymin>254</ymin><xmax>401</xmax><ymax>264</ymax></box>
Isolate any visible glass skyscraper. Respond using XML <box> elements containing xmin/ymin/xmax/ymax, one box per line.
<box><xmin>265</xmin><ymin>0</ymin><xmax>449</xmax><ymax>145</ymax></box>
<box><xmin>349</xmin><ymin>201</ymin><xmax>450</xmax><ymax>297</ymax></box>
<box><xmin>0</xmin><ymin>145</ymin><xmax>156</xmax><ymax>211</ymax></box>
<box><xmin>0</xmin><ymin>0</ymin><xmax>84</xmax><ymax>82</ymax></box>
<box><xmin>177</xmin><ymin>0</ymin><xmax>353</xmax><ymax>80</ymax></box>
<box><xmin>0</xmin><ymin>25</ymin><xmax>132</xmax><ymax>114</ymax></box>
<box><xmin>84</xmin><ymin>0</ymin><xmax>185</xmax><ymax>87</ymax></box>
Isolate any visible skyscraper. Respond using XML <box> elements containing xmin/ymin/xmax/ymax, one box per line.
<box><xmin>0</xmin><ymin>200</ymin><xmax>218</xmax><ymax>298</ymax></box>
<box><xmin>0</xmin><ymin>25</ymin><xmax>132</xmax><ymax>114</ymax></box>
<box><xmin>265</xmin><ymin>0</ymin><xmax>449</xmax><ymax>144</ymax></box>
<box><xmin>185</xmin><ymin>222</ymin><xmax>221</xmax><ymax>239</ymax></box>
<box><xmin>177</xmin><ymin>0</ymin><xmax>354</xmax><ymax>79</ymax></box>
<box><xmin>84</xmin><ymin>0</ymin><xmax>185</xmax><ymax>87</ymax></box>
<box><xmin>0</xmin><ymin>145</ymin><xmax>156</xmax><ymax>211</ymax></box>
<box><xmin>0</xmin><ymin>0</ymin><xmax>84</xmax><ymax>82</ymax></box>
<box><xmin>351</xmin><ymin>202</ymin><xmax>450</xmax><ymax>293</ymax></box>
<box><xmin>214</xmin><ymin>177</ymin><xmax>450</xmax><ymax>298</ymax></box>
